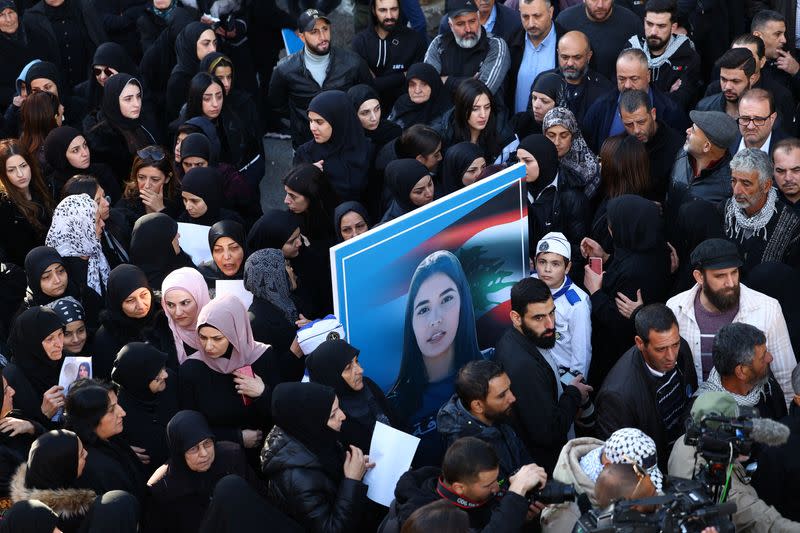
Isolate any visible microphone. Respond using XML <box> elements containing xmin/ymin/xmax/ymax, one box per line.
<box><xmin>748</xmin><ymin>418</ymin><xmax>790</xmax><ymax>447</ymax></box>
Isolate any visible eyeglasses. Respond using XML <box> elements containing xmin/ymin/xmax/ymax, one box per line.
<box><xmin>737</xmin><ymin>115</ymin><xmax>772</xmax><ymax>126</ymax></box>
<box><xmin>93</xmin><ymin>67</ymin><xmax>116</xmax><ymax>78</ymax></box>
<box><xmin>136</xmin><ymin>146</ymin><xmax>166</xmax><ymax>162</ymax></box>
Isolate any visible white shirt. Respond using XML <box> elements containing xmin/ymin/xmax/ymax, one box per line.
<box><xmin>532</xmin><ymin>274</ymin><xmax>592</xmax><ymax>375</ymax></box>
<box><xmin>736</xmin><ymin>131</ymin><xmax>772</xmax><ymax>155</ymax></box>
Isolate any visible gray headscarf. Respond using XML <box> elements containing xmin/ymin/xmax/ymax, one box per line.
<box><xmin>543</xmin><ymin>107</ymin><xmax>601</xmax><ymax>198</ymax></box>
<box><xmin>243</xmin><ymin>249</ymin><xmax>299</xmax><ymax>323</ymax></box>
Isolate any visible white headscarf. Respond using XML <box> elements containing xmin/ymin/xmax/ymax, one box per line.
<box><xmin>45</xmin><ymin>194</ymin><xmax>110</xmax><ymax>296</ymax></box>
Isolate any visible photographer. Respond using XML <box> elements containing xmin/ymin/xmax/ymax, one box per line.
<box><xmin>379</xmin><ymin>437</ymin><xmax>547</xmax><ymax>532</ymax></box>
<box><xmin>668</xmin><ymin>391</ymin><xmax>800</xmax><ymax>532</ymax></box>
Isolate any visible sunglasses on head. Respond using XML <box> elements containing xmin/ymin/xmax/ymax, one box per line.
<box><xmin>93</xmin><ymin>67</ymin><xmax>116</xmax><ymax>78</ymax></box>
<box><xmin>137</xmin><ymin>146</ymin><xmax>166</xmax><ymax>162</ymax></box>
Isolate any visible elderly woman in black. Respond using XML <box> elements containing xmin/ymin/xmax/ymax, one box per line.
<box><xmin>64</xmin><ymin>379</ymin><xmax>147</xmax><ymax>503</ymax></box>
<box><xmin>199</xmin><ymin>220</ymin><xmax>246</xmax><ymax>283</ymax></box>
<box><xmin>260</xmin><ymin>382</ymin><xmax>371</xmax><ymax>533</ymax></box>
<box><xmin>92</xmin><ymin>265</ymin><xmax>177</xmax><ymax>380</ymax></box>
<box><xmin>388</xmin><ymin>63</ymin><xmax>452</xmax><ymax>130</ymax></box>
<box><xmin>145</xmin><ymin>410</ymin><xmax>266</xmax><ymax>533</ymax></box>
<box><xmin>3</xmin><ymin>307</ymin><xmax>65</xmax><ymax>428</ymax></box>
<box><xmin>111</xmin><ymin>343</ymin><xmax>177</xmax><ymax>477</ymax></box>
<box><xmin>129</xmin><ymin>212</ymin><xmax>194</xmax><ymax>288</ymax></box>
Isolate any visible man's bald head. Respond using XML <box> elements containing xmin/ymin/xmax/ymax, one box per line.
<box><xmin>557</xmin><ymin>31</ymin><xmax>592</xmax><ymax>82</ymax></box>
<box><xmin>595</xmin><ymin>464</ymin><xmax>643</xmax><ymax>508</ymax></box>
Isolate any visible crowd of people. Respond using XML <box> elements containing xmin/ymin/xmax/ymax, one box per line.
<box><xmin>0</xmin><ymin>0</ymin><xmax>798</xmax><ymax>530</ymax></box>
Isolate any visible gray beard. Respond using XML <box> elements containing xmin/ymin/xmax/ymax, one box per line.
<box><xmin>455</xmin><ymin>27</ymin><xmax>481</xmax><ymax>49</ymax></box>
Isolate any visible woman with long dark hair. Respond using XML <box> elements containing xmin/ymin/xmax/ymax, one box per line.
<box><xmin>116</xmin><ymin>147</ymin><xmax>181</xmax><ymax>219</ymax></box>
<box><xmin>282</xmin><ymin>163</ymin><xmax>336</xmax><ymax>244</ymax></box>
<box><xmin>294</xmin><ymin>90</ymin><xmax>372</xmax><ymax>203</ymax></box>
<box><xmin>85</xmin><ymin>74</ymin><xmax>158</xmax><ymax>181</ymax></box>
<box><xmin>0</xmin><ymin>139</ymin><xmax>53</xmax><ymax>267</ymax></box>
<box><xmin>44</xmin><ymin>126</ymin><xmax>120</xmax><ymax>203</ymax></box>
<box><xmin>388</xmin><ymin>250</ymin><xmax>482</xmax><ymax>465</ymax></box>
<box><xmin>19</xmin><ymin>90</ymin><xmax>62</xmax><ymax>172</ymax></box>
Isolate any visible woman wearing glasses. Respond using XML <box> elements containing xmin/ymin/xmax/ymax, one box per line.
<box><xmin>85</xmin><ymin>73</ymin><xmax>158</xmax><ymax>182</ymax></box>
<box><xmin>116</xmin><ymin>146</ymin><xmax>181</xmax><ymax>220</ymax></box>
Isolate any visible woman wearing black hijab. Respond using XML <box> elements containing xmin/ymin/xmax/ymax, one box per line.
<box><xmin>388</xmin><ymin>63</ymin><xmax>452</xmax><ymax>130</ymax></box>
<box><xmin>746</xmin><ymin>262</ymin><xmax>800</xmax><ymax>356</ymax></box>
<box><xmin>3</xmin><ymin>307</ymin><xmax>65</xmax><ymax>428</ymax></box>
<box><xmin>582</xmin><ymin>194</ymin><xmax>671</xmax><ymax>386</ymax></box>
<box><xmin>85</xmin><ymin>74</ymin><xmax>158</xmax><ymax>182</ymax></box>
<box><xmin>9</xmin><ymin>429</ymin><xmax>95</xmax><ymax>533</ymax></box>
<box><xmin>42</xmin><ymin>126</ymin><xmax>120</xmax><ymax>203</ymax></box>
<box><xmin>0</xmin><ymin>1</ymin><xmax>54</xmax><ymax>108</ymax></box>
<box><xmin>670</xmin><ymin>198</ymin><xmax>724</xmax><ymax>294</ymax></box>
<box><xmin>440</xmin><ymin>142</ymin><xmax>486</xmax><ymax>196</ymax></box>
<box><xmin>92</xmin><ymin>265</ymin><xmax>177</xmax><ymax>380</ymax></box>
<box><xmin>306</xmin><ymin>339</ymin><xmax>401</xmax><ymax>453</ymax></box>
<box><xmin>380</xmin><ymin>158</ymin><xmax>435</xmax><ymax>223</ymax></box>
<box><xmin>111</xmin><ymin>343</ymin><xmax>177</xmax><ymax>477</ymax></box>
<box><xmin>129</xmin><ymin>212</ymin><xmax>195</xmax><ymax>288</ymax></box>
<box><xmin>79</xmin><ymin>42</ymin><xmax>139</xmax><ymax>126</ymax></box>
<box><xmin>260</xmin><ymin>382</ymin><xmax>371</xmax><ymax>533</ymax></box>
<box><xmin>517</xmin><ymin>134</ymin><xmax>588</xmax><ymax>271</ymax></box>
<box><xmin>511</xmin><ymin>72</ymin><xmax>565</xmax><ymax>138</ymax></box>
<box><xmin>199</xmin><ymin>220</ymin><xmax>246</xmax><ymax>283</ymax></box>
<box><xmin>333</xmin><ymin>201</ymin><xmax>370</xmax><ymax>243</ymax></box>
<box><xmin>294</xmin><ymin>90</ymin><xmax>372</xmax><ymax>203</ymax></box>
<box><xmin>166</xmin><ymin>22</ymin><xmax>215</xmax><ymax>119</ymax></box>
<box><xmin>146</xmin><ymin>410</ymin><xmax>267</xmax><ymax>533</ymax></box>
<box><xmin>0</xmin><ymin>499</ymin><xmax>59</xmax><ymax>533</ymax></box>
<box><xmin>64</xmin><ymin>379</ymin><xmax>147</xmax><ymax>503</ymax></box>
<box><xmin>178</xmin><ymin>167</ymin><xmax>244</xmax><ymax>227</ymax></box>
<box><xmin>282</xmin><ymin>163</ymin><xmax>336</xmax><ymax>244</ymax></box>
<box><xmin>21</xmin><ymin>246</ymin><xmax>76</xmax><ymax>310</ymax></box>
<box><xmin>347</xmin><ymin>84</ymin><xmax>401</xmax><ymax>151</ymax></box>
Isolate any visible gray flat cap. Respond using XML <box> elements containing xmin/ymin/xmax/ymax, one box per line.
<box><xmin>689</xmin><ymin>110</ymin><xmax>738</xmax><ymax>149</ymax></box>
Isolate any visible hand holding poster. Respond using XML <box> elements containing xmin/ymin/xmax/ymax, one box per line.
<box><xmin>363</xmin><ymin>422</ymin><xmax>420</xmax><ymax>506</ymax></box>
<box><xmin>177</xmin><ymin>222</ymin><xmax>212</xmax><ymax>266</ymax></box>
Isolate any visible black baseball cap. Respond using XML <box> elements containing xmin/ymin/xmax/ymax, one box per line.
<box><xmin>690</xmin><ymin>239</ymin><xmax>743</xmax><ymax>270</ymax></box>
<box><xmin>446</xmin><ymin>0</ymin><xmax>479</xmax><ymax>18</ymax></box>
<box><xmin>297</xmin><ymin>9</ymin><xmax>330</xmax><ymax>33</ymax></box>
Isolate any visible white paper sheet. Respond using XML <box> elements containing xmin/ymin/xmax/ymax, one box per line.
<box><xmin>177</xmin><ymin>222</ymin><xmax>212</xmax><ymax>266</ymax></box>
<box><xmin>216</xmin><ymin>279</ymin><xmax>254</xmax><ymax>309</ymax></box>
<box><xmin>363</xmin><ymin>422</ymin><xmax>420</xmax><ymax>506</ymax></box>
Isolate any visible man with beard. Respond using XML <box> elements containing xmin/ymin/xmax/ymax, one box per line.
<box><xmin>773</xmin><ymin>137</ymin><xmax>800</xmax><ymax>213</ymax></box>
<box><xmin>424</xmin><ymin>0</ymin><xmax>510</xmax><ymax>96</ymax></box>
<box><xmin>351</xmin><ymin>0</ymin><xmax>427</xmax><ymax>110</ymax></box>
<box><xmin>438</xmin><ymin>0</ymin><xmax>522</xmax><ymax>44</ymax></box>
<box><xmin>723</xmin><ymin>148</ymin><xmax>800</xmax><ymax>272</ymax></box>
<box><xmin>269</xmin><ymin>9</ymin><xmax>373</xmax><ymax>147</ymax></box>
<box><xmin>667</xmin><ymin>238</ymin><xmax>796</xmax><ymax>405</ymax></box>
<box><xmin>626</xmin><ymin>0</ymin><xmax>702</xmax><ymax>111</ymax></box>
<box><xmin>696</xmin><ymin>48</ymin><xmax>757</xmax><ymax>119</ymax></box>
<box><xmin>697</xmin><ymin>323</ymin><xmax>788</xmax><ymax>421</ymax></box>
<box><xmin>555</xmin><ymin>0</ymin><xmax>641</xmax><ymax>81</ymax></box>
<box><xmin>594</xmin><ymin>304</ymin><xmax>697</xmax><ymax>471</ymax></box>
<box><xmin>437</xmin><ymin>360</ymin><xmax>533</xmax><ymax>483</ymax></box>
<box><xmin>493</xmin><ymin>277</ymin><xmax>592</xmax><ymax>474</ymax></box>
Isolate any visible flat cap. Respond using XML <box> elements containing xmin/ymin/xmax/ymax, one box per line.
<box><xmin>689</xmin><ymin>110</ymin><xmax>738</xmax><ymax>149</ymax></box>
<box><xmin>690</xmin><ymin>238</ymin><xmax>742</xmax><ymax>270</ymax></box>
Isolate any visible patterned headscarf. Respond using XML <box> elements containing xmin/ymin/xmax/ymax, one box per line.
<box><xmin>579</xmin><ymin>427</ymin><xmax>663</xmax><ymax>492</ymax></box>
<box><xmin>45</xmin><ymin>194</ymin><xmax>110</xmax><ymax>296</ymax></box>
<box><xmin>243</xmin><ymin>249</ymin><xmax>299</xmax><ymax>324</ymax></box>
<box><xmin>543</xmin><ymin>107</ymin><xmax>601</xmax><ymax>198</ymax></box>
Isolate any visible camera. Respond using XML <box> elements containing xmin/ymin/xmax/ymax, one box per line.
<box><xmin>559</xmin><ymin>367</ymin><xmax>596</xmax><ymax>428</ymax></box>
<box><xmin>528</xmin><ymin>480</ymin><xmax>577</xmax><ymax>505</ymax></box>
<box><xmin>683</xmin><ymin>408</ymin><xmax>756</xmax><ymax>486</ymax></box>
<box><xmin>573</xmin><ymin>477</ymin><xmax>736</xmax><ymax>533</ymax></box>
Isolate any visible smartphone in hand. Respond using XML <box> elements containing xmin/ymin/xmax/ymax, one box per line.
<box><xmin>589</xmin><ymin>256</ymin><xmax>603</xmax><ymax>275</ymax></box>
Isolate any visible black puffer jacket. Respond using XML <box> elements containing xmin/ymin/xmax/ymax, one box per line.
<box><xmin>665</xmin><ymin>148</ymin><xmax>732</xmax><ymax>232</ymax></box>
<box><xmin>260</xmin><ymin>426</ymin><xmax>367</xmax><ymax>533</ymax></box>
<box><xmin>436</xmin><ymin>395</ymin><xmax>531</xmax><ymax>483</ymax></box>
<box><xmin>268</xmin><ymin>47</ymin><xmax>372</xmax><ymax>147</ymax></box>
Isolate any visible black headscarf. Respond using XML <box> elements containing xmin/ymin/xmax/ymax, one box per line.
<box><xmin>103</xmin><ymin>264</ymin><xmax>158</xmax><ymax>331</ymax></box>
<box><xmin>306</xmin><ymin>339</ymin><xmax>359</xmax><ymax>399</ymax></box>
<box><xmin>441</xmin><ymin>142</ymin><xmax>484</xmax><ymax>195</ymax></box>
<box><xmin>184</xmin><ymin>117</ymin><xmax>221</xmax><ymax>163</ymax></box>
<box><xmin>246</xmin><ymin>209</ymin><xmax>300</xmax><ymax>252</ymax></box>
<box><xmin>25</xmin><ymin>61</ymin><xmax>61</xmax><ymax>95</ymax></box>
<box><xmin>101</xmin><ymin>73</ymin><xmax>144</xmax><ymax>131</ymax></box>
<box><xmin>129</xmin><ymin>213</ymin><xmax>185</xmax><ymax>288</ymax></box>
<box><xmin>180</xmin><ymin>132</ymin><xmax>211</xmax><ymax>162</ymax></box>
<box><xmin>111</xmin><ymin>342</ymin><xmax>167</xmax><ymax>402</ymax></box>
<box><xmin>347</xmin><ymin>84</ymin><xmax>401</xmax><ymax>149</ymax></box>
<box><xmin>271</xmin><ymin>382</ymin><xmax>343</xmax><ymax>480</ymax></box>
<box><xmin>207</xmin><ymin>220</ymin><xmax>246</xmax><ymax>279</ymax></box>
<box><xmin>333</xmin><ymin>201</ymin><xmax>369</xmax><ymax>243</ymax></box>
<box><xmin>9</xmin><ymin>307</ymin><xmax>65</xmax><ymax>400</ymax></box>
<box><xmin>385</xmin><ymin>159</ymin><xmax>430</xmax><ymax>213</ymax></box>
<box><xmin>24</xmin><ymin>246</ymin><xmax>68</xmax><ymax>305</ymax></box>
<box><xmin>607</xmin><ymin>195</ymin><xmax>665</xmax><ymax>254</ymax></box>
<box><xmin>43</xmin><ymin>126</ymin><xmax>81</xmax><ymax>175</ymax></box>
<box><xmin>172</xmin><ymin>22</ymin><xmax>213</xmax><ymax>77</ymax></box>
<box><xmin>746</xmin><ymin>262</ymin><xmax>800</xmax><ymax>355</ymax></box>
<box><xmin>517</xmin><ymin>134</ymin><xmax>559</xmax><ymax>198</ymax></box>
<box><xmin>0</xmin><ymin>500</ymin><xmax>59</xmax><ymax>533</ymax></box>
<box><xmin>88</xmin><ymin>42</ymin><xmax>138</xmax><ymax>110</ymax></box>
<box><xmin>296</xmin><ymin>90</ymin><xmax>371</xmax><ymax>201</ymax></box>
<box><xmin>179</xmin><ymin>167</ymin><xmax>223</xmax><ymax>226</ymax></box>
<box><xmin>163</xmin><ymin>410</ymin><xmax>216</xmax><ymax>496</ymax></box>
<box><xmin>391</xmin><ymin>63</ymin><xmax>452</xmax><ymax>127</ymax></box>
<box><xmin>24</xmin><ymin>429</ymin><xmax>80</xmax><ymax>490</ymax></box>
<box><xmin>531</xmin><ymin>72</ymin><xmax>566</xmax><ymax>107</ymax></box>
<box><xmin>198</xmin><ymin>51</ymin><xmax>230</xmax><ymax>77</ymax></box>
<box><xmin>0</xmin><ymin>1</ymin><xmax>25</xmax><ymax>44</ymax></box>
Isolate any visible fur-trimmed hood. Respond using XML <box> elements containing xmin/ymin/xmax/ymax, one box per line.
<box><xmin>10</xmin><ymin>464</ymin><xmax>96</xmax><ymax>519</ymax></box>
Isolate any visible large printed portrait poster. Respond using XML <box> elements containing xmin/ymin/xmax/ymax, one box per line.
<box><xmin>330</xmin><ymin>163</ymin><xmax>529</xmax><ymax>393</ymax></box>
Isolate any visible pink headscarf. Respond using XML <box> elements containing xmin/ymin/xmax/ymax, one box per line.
<box><xmin>191</xmin><ymin>294</ymin><xmax>270</xmax><ymax>374</ymax></box>
<box><xmin>161</xmin><ymin>267</ymin><xmax>211</xmax><ymax>364</ymax></box>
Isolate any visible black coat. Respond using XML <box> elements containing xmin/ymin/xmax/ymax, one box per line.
<box><xmin>0</xmin><ymin>25</ymin><xmax>56</xmax><ymax>109</ymax></box>
<box><xmin>178</xmin><ymin>349</ymin><xmax>279</xmax><ymax>445</ymax></box>
<box><xmin>260</xmin><ymin>426</ymin><xmax>367</xmax><ymax>533</ymax></box>
<box><xmin>2</xmin><ymin>362</ymin><xmax>57</xmax><ymax>429</ymax></box>
<box><xmin>84</xmin><ymin>116</ymin><xmax>158</xmax><ymax>184</ymax></box>
<box><xmin>73</xmin><ymin>435</ymin><xmax>148</xmax><ymax>502</ymax></box>
<box><xmin>528</xmin><ymin>180</ymin><xmax>589</xmax><ymax>273</ymax></box>
<box><xmin>0</xmin><ymin>194</ymin><xmax>49</xmax><ymax>268</ymax></box>
<box><xmin>248</xmin><ymin>296</ymin><xmax>306</xmax><ymax>383</ymax></box>
<box><xmin>492</xmin><ymin>327</ymin><xmax>582</xmax><ymax>475</ymax></box>
<box><xmin>92</xmin><ymin>311</ymin><xmax>177</xmax><ymax>380</ymax></box>
<box><xmin>337</xmin><ymin>378</ymin><xmax>404</xmax><ymax>454</ymax></box>
<box><xmin>594</xmin><ymin>341</ymin><xmax>697</xmax><ymax>471</ymax></box>
<box><xmin>665</xmin><ymin>149</ymin><xmax>732</xmax><ymax>233</ymax></box>
<box><xmin>0</xmin><ymin>414</ymin><xmax>43</xmax><ymax>497</ymax></box>
<box><xmin>751</xmin><ymin>402</ymin><xmax>800</xmax><ymax>521</ymax></box>
<box><xmin>94</xmin><ymin>0</ymin><xmax>147</xmax><ymax>61</ymax></box>
<box><xmin>644</xmin><ymin>120</ymin><xmax>685</xmax><ymax>202</ymax></box>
